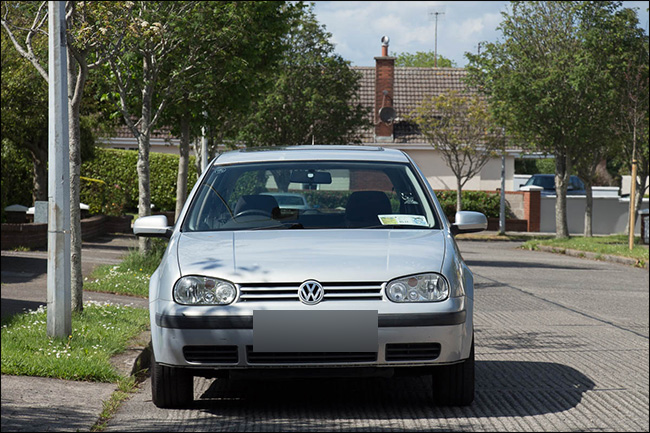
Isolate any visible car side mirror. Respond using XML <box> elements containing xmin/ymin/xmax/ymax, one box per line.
<box><xmin>451</xmin><ymin>211</ymin><xmax>488</xmax><ymax>235</ymax></box>
<box><xmin>133</xmin><ymin>215</ymin><xmax>173</xmax><ymax>238</ymax></box>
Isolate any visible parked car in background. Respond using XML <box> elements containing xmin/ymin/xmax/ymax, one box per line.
<box><xmin>261</xmin><ymin>192</ymin><xmax>310</xmax><ymax>210</ymax></box>
<box><xmin>134</xmin><ymin>145</ymin><xmax>487</xmax><ymax>409</ymax></box>
<box><xmin>523</xmin><ymin>174</ymin><xmax>586</xmax><ymax>196</ymax></box>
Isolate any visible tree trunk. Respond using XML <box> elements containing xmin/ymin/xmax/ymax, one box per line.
<box><xmin>584</xmin><ymin>181</ymin><xmax>593</xmax><ymax>237</ymax></box>
<box><xmin>31</xmin><ymin>143</ymin><xmax>48</xmax><ymax>203</ymax></box>
<box><xmin>68</xmin><ymin>52</ymin><xmax>86</xmax><ymax>313</ymax></box>
<box><xmin>175</xmin><ymin>115</ymin><xmax>191</xmax><ymax>223</ymax></box>
<box><xmin>456</xmin><ymin>176</ymin><xmax>463</xmax><ymax>213</ymax></box>
<box><xmin>554</xmin><ymin>152</ymin><xmax>570</xmax><ymax>238</ymax></box>
<box><xmin>137</xmin><ymin>133</ymin><xmax>152</xmax><ymax>254</ymax></box>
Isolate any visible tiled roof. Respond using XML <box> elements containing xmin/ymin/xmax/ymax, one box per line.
<box><xmin>106</xmin><ymin>67</ymin><xmax>476</xmax><ymax>147</ymax></box>
<box><xmin>352</xmin><ymin>66</ymin><xmax>474</xmax><ymax>144</ymax></box>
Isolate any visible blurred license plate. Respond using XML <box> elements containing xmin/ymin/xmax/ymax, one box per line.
<box><xmin>253</xmin><ymin>310</ymin><xmax>378</xmax><ymax>352</ymax></box>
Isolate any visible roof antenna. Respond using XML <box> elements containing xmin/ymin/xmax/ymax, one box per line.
<box><xmin>428</xmin><ymin>6</ymin><xmax>446</xmax><ymax>67</ymax></box>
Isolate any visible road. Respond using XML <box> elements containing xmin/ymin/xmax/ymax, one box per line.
<box><xmin>98</xmin><ymin>239</ymin><xmax>647</xmax><ymax>431</ymax></box>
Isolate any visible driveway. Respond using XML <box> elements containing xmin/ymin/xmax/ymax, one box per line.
<box><xmin>102</xmin><ymin>239</ymin><xmax>649</xmax><ymax>432</ymax></box>
<box><xmin>1</xmin><ymin>234</ymin><xmax>147</xmax><ymax>320</ymax></box>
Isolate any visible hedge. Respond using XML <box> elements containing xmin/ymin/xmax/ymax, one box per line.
<box><xmin>1</xmin><ymin>141</ymin><xmax>33</xmax><ymax>221</ymax></box>
<box><xmin>435</xmin><ymin>190</ymin><xmax>504</xmax><ymax>220</ymax></box>
<box><xmin>80</xmin><ymin>148</ymin><xmax>198</xmax><ymax>213</ymax></box>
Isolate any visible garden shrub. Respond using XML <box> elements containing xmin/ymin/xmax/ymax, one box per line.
<box><xmin>1</xmin><ymin>141</ymin><xmax>33</xmax><ymax>221</ymax></box>
<box><xmin>81</xmin><ymin>148</ymin><xmax>198</xmax><ymax>212</ymax></box>
<box><xmin>435</xmin><ymin>190</ymin><xmax>503</xmax><ymax>220</ymax></box>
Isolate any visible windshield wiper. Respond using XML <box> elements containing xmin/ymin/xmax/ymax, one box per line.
<box><xmin>252</xmin><ymin>222</ymin><xmax>305</xmax><ymax>230</ymax></box>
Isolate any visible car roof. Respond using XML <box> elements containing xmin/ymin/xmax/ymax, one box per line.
<box><xmin>213</xmin><ymin>145</ymin><xmax>411</xmax><ymax>165</ymax></box>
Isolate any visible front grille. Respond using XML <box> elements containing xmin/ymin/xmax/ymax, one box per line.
<box><xmin>385</xmin><ymin>343</ymin><xmax>441</xmax><ymax>361</ymax></box>
<box><xmin>183</xmin><ymin>345</ymin><xmax>239</xmax><ymax>363</ymax></box>
<box><xmin>238</xmin><ymin>282</ymin><xmax>384</xmax><ymax>302</ymax></box>
<box><xmin>246</xmin><ymin>346</ymin><xmax>377</xmax><ymax>364</ymax></box>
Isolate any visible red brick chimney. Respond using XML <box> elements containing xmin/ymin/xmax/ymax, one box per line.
<box><xmin>375</xmin><ymin>36</ymin><xmax>395</xmax><ymax>142</ymax></box>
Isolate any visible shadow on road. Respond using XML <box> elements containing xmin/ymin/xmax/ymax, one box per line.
<box><xmin>0</xmin><ymin>256</ymin><xmax>46</xmax><ymax>284</ymax></box>
<box><xmin>0</xmin><ymin>299</ymin><xmax>44</xmax><ymax>324</ymax></box>
<box><xmin>175</xmin><ymin>360</ymin><xmax>595</xmax><ymax>429</ymax></box>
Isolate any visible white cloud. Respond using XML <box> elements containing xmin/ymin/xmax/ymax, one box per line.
<box><xmin>313</xmin><ymin>1</ymin><xmax>649</xmax><ymax>67</ymax></box>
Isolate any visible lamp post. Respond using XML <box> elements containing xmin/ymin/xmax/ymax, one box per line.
<box><xmin>47</xmin><ymin>0</ymin><xmax>71</xmax><ymax>338</ymax></box>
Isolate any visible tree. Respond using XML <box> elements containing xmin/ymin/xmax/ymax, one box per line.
<box><xmin>409</xmin><ymin>90</ymin><xmax>504</xmax><ymax>212</ymax></box>
<box><xmin>238</xmin><ymin>4</ymin><xmax>370</xmax><ymax>190</ymax></box>
<box><xmin>1</xmin><ymin>29</ymin><xmax>48</xmax><ymax>205</ymax></box>
<box><xmin>466</xmin><ymin>1</ymin><xmax>646</xmax><ymax>238</ymax></box>
<box><xmin>570</xmin><ymin>3</ymin><xmax>646</xmax><ymax>237</ymax></box>
<box><xmin>1</xmin><ymin>1</ymin><xmax>130</xmax><ymax>311</ymax></box>
<box><xmin>395</xmin><ymin>51</ymin><xmax>456</xmax><ymax>68</ymax></box>
<box><xmin>100</xmin><ymin>1</ymin><xmax>202</xmax><ymax>253</ymax></box>
<box><xmin>155</xmin><ymin>1</ymin><xmax>296</xmax><ymax>222</ymax></box>
<box><xmin>616</xmin><ymin>24</ymin><xmax>649</xmax><ymax>236</ymax></box>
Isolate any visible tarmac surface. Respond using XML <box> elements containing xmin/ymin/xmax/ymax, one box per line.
<box><xmin>1</xmin><ymin>232</ymin><xmax>648</xmax><ymax>431</ymax></box>
<box><xmin>1</xmin><ymin>233</ymin><xmax>146</xmax><ymax>432</ymax></box>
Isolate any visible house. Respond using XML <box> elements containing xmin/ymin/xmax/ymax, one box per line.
<box><xmin>352</xmin><ymin>37</ymin><xmax>519</xmax><ymax>193</ymax></box>
<box><xmin>101</xmin><ymin>37</ymin><xmax>518</xmax><ymax>191</ymax></box>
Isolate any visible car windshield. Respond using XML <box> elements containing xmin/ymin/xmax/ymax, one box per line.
<box><xmin>181</xmin><ymin>161</ymin><xmax>440</xmax><ymax>231</ymax></box>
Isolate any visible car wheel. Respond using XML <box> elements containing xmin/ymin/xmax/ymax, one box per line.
<box><xmin>151</xmin><ymin>352</ymin><xmax>193</xmax><ymax>408</ymax></box>
<box><xmin>432</xmin><ymin>337</ymin><xmax>475</xmax><ymax>406</ymax></box>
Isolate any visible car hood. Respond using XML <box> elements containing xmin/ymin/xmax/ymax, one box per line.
<box><xmin>176</xmin><ymin>229</ymin><xmax>446</xmax><ymax>283</ymax></box>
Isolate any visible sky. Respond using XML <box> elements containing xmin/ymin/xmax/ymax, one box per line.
<box><xmin>312</xmin><ymin>1</ymin><xmax>650</xmax><ymax>67</ymax></box>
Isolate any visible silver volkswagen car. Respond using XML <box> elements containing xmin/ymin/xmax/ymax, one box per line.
<box><xmin>134</xmin><ymin>145</ymin><xmax>487</xmax><ymax>408</ymax></box>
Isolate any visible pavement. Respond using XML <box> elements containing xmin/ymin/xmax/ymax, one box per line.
<box><xmin>0</xmin><ymin>231</ymin><xmax>647</xmax><ymax>432</ymax></box>
<box><xmin>1</xmin><ymin>233</ymin><xmax>149</xmax><ymax>432</ymax></box>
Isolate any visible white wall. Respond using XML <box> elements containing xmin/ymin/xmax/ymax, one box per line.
<box><xmin>621</xmin><ymin>175</ymin><xmax>650</xmax><ymax>196</ymax></box>
<box><xmin>403</xmin><ymin>148</ymin><xmax>516</xmax><ymax>192</ymax></box>
<box><xmin>540</xmin><ymin>196</ymin><xmax>649</xmax><ymax>235</ymax></box>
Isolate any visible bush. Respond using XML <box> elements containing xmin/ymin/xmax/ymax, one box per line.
<box><xmin>303</xmin><ymin>190</ymin><xmax>351</xmax><ymax>210</ymax></box>
<box><xmin>435</xmin><ymin>190</ymin><xmax>503</xmax><ymax>220</ymax></box>
<box><xmin>79</xmin><ymin>176</ymin><xmax>127</xmax><ymax>217</ymax></box>
<box><xmin>81</xmin><ymin>148</ymin><xmax>198</xmax><ymax>212</ymax></box>
<box><xmin>1</xmin><ymin>140</ymin><xmax>33</xmax><ymax>221</ymax></box>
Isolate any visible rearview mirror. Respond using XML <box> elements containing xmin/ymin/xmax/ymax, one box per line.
<box><xmin>290</xmin><ymin>170</ymin><xmax>332</xmax><ymax>184</ymax></box>
<box><xmin>133</xmin><ymin>215</ymin><xmax>172</xmax><ymax>238</ymax></box>
<box><xmin>451</xmin><ymin>211</ymin><xmax>487</xmax><ymax>235</ymax></box>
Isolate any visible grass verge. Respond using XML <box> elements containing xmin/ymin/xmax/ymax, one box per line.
<box><xmin>90</xmin><ymin>376</ymin><xmax>141</xmax><ymax>432</ymax></box>
<box><xmin>521</xmin><ymin>235</ymin><xmax>648</xmax><ymax>266</ymax></box>
<box><xmin>1</xmin><ymin>301</ymin><xmax>149</xmax><ymax>382</ymax></box>
<box><xmin>84</xmin><ymin>238</ymin><xmax>167</xmax><ymax>298</ymax></box>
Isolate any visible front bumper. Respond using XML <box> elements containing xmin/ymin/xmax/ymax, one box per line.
<box><xmin>151</xmin><ymin>299</ymin><xmax>472</xmax><ymax>368</ymax></box>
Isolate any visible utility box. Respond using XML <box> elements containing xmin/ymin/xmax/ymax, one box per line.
<box><xmin>34</xmin><ymin>201</ymin><xmax>48</xmax><ymax>224</ymax></box>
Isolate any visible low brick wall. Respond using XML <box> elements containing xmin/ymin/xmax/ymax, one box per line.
<box><xmin>487</xmin><ymin>218</ymin><xmax>529</xmax><ymax>232</ymax></box>
<box><xmin>1</xmin><ymin>215</ymin><xmax>112</xmax><ymax>250</ymax></box>
<box><xmin>1</xmin><ymin>222</ymin><xmax>48</xmax><ymax>250</ymax></box>
<box><xmin>105</xmin><ymin>215</ymin><xmax>134</xmax><ymax>234</ymax></box>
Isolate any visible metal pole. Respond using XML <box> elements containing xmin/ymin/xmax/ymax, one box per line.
<box><xmin>47</xmin><ymin>0</ymin><xmax>71</xmax><ymax>338</ymax></box>
<box><xmin>201</xmin><ymin>111</ymin><xmax>208</xmax><ymax>173</ymax></box>
<box><xmin>499</xmin><ymin>152</ymin><xmax>506</xmax><ymax>235</ymax></box>
<box><xmin>201</xmin><ymin>125</ymin><xmax>208</xmax><ymax>173</ymax></box>
<box><xmin>434</xmin><ymin>14</ymin><xmax>438</xmax><ymax>68</ymax></box>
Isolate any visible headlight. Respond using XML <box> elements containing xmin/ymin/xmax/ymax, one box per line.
<box><xmin>385</xmin><ymin>273</ymin><xmax>449</xmax><ymax>303</ymax></box>
<box><xmin>173</xmin><ymin>276</ymin><xmax>237</xmax><ymax>305</ymax></box>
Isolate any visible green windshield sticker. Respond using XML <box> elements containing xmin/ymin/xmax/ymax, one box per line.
<box><xmin>378</xmin><ymin>215</ymin><xmax>428</xmax><ymax>227</ymax></box>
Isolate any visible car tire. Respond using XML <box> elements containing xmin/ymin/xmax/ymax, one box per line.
<box><xmin>151</xmin><ymin>352</ymin><xmax>193</xmax><ymax>408</ymax></box>
<box><xmin>432</xmin><ymin>337</ymin><xmax>475</xmax><ymax>406</ymax></box>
